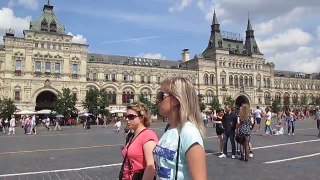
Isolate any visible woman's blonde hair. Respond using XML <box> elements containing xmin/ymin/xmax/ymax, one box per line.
<box><xmin>160</xmin><ymin>76</ymin><xmax>205</xmax><ymax>137</ymax></box>
<box><xmin>127</xmin><ymin>102</ymin><xmax>152</xmax><ymax>127</ymax></box>
<box><xmin>239</xmin><ymin>104</ymin><xmax>250</xmax><ymax>121</ymax></box>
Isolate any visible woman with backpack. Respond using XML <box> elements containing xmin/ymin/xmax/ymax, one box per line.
<box><xmin>237</xmin><ymin>104</ymin><xmax>253</xmax><ymax>161</ymax></box>
<box><xmin>118</xmin><ymin>102</ymin><xmax>158</xmax><ymax>180</ymax></box>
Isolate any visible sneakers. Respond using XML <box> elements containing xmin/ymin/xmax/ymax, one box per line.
<box><xmin>249</xmin><ymin>153</ymin><xmax>254</xmax><ymax>158</ymax></box>
<box><xmin>288</xmin><ymin>133</ymin><xmax>291</xmax><ymax>135</ymax></box>
<box><xmin>218</xmin><ymin>154</ymin><xmax>226</xmax><ymax>158</ymax></box>
<box><xmin>292</xmin><ymin>133</ymin><xmax>294</xmax><ymax>135</ymax></box>
<box><xmin>231</xmin><ymin>155</ymin><xmax>236</xmax><ymax>159</ymax></box>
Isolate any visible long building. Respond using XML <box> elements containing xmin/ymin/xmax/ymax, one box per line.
<box><xmin>0</xmin><ymin>3</ymin><xmax>319</xmax><ymax>112</ymax></box>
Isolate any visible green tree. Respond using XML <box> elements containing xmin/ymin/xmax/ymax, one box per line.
<box><xmin>82</xmin><ymin>88</ymin><xmax>99</xmax><ymax>115</ymax></box>
<box><xmin>82</xmin><ymin>88</ymin><xmax>110</xmax><ymax>117</ymax></box>
<box><xmin>271</xmin><ymin>99</ymin><xmax>281</xmax><ymax>113</ymax></box>
<box><xmin>283</xmin><ymin>96</ymin><xmax>290</xmax><ymax>110</ymax></box>
<box><xmin>97</xmin><ymin>89</ymin><xmax>110</xmax><ymax>117</ymax></box>
<box><xmin>300</xmin><ymin>95</ymin><xmax>308</xmax><ymax>106</ymax></box>
<box><xmin>223</xmin><ymin>96</ymin><xmax>235</xmax><ymax>106</ymax></box>
<box><xmin>0</xmin><ymin>98</ymin><xmax>17</xmax><ymax>119</ymax></box>
<box><xmin>138</xmin><ymin>95</ymin><xmax>159</xmax><ymax>116</ymax></box>
<box><xmin>198</xmin><ymin>94</ymin><xmax>206</xmax><ymax>111</ymax></box>
<box><xmin>54</xmin><ymin>88</ymin><xmax>77</xmax><ymax>118</ymax></box>
<box><xmin>210</xmin><ymin>95</ymin><xmax>221</xmax><ymax>110</ymax></box>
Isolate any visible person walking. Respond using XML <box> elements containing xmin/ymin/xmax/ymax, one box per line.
<box><xmin>8</xmin><ymin>115</ymin><xmax>16</xmax><ymax>135</ymax></box>
<box><xmin>153</xmin><ymin>77</ymin><xmax>207</xmax><ymax>180</ymax></box>
<box><xmin>253</xmin><ymin>106</ymin><xmax>263</xmax><ymax>132</ymax></box>
<box><xmin>264</xmin><ymin>107</ymin><xmax>272</xmax><ymax>135</ymax></box>
<box><xmin>45</xmin><ymin>116</ymin><xmax>51</xmax><ymax>132</ymax></box>
<box><xmin>118</xmin><ymin>102</ymin><xmax>158</xmax><ymax>180</ymax></box>
<box><xmin>219</xmin><ymin>104</ymin><xmax>238</xmax><ymax>159</ymax></box>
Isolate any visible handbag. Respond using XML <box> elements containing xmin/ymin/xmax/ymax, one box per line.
<box><xmin>265</xmin><ymin>120</ymin><xmax>271</xmax><ymax>126</ymax></box>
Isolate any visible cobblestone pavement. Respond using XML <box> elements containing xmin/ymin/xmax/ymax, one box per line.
<box><xmin>0</xmin><ymin>119</ymin><xmax>319</xmax><ymax>180</ymax></box>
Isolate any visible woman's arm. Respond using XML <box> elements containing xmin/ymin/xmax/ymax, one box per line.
<box><xmin>186</xmin><ymin>143</ymin><xmax>207</xmax><ymax>180</ymax></box>
<box><xmin>142</xmin><ymin>141</ymin><xmax>157</xmax><ymax>180</ymax></box>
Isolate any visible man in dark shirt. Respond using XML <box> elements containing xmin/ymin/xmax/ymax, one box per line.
<box><xmin>219</xmin><ymin>104</ymin><xmax>238</xmax><ymax>159</ymax></box>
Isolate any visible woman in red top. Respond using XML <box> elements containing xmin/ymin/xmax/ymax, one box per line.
<box><xmin>119</xmin><ymin>102</ymin><xmax>158</xmax><ymax>180</ymax></box>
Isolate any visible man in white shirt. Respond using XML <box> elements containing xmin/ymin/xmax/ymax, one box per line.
<box><xmin>8</xmin><ymin>116</ymin><xmax>16</xmax><ymax>135</ymax></box>
<box><xmin>253</xmin><ymin>106</ymin><xmax>263</xmax><ymax>132</ymax></box>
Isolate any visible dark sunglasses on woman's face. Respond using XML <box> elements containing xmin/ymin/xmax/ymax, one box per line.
<box><xmin>156</xmin><ymin>91</ymin><xmax>169</xmax><ymax>102</ymax></box>
<box><xmin>125</xmin><ymin>114</ymin><xmax>138</xmax><ymax>121</ymax></box>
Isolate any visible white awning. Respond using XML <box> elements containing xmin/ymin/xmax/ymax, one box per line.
<box><xmin>36</xmin><ymin>109</ymin><xmax>52</xmax><ymax>114</ymax></box>
<box><xmin>15</xmin><ymin>110</ymin><xmax>36</xmax><ymax>115</ymax></box>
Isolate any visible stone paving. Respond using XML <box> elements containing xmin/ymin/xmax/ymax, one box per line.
<box><xmin>0</xmin><ymin>119</ymin><xmax>319</xmax><ymax>180</ymax></box>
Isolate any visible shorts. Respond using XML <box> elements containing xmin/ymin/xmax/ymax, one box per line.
<box><xmin>256</xmin><ymin>118</ymin><xmax>261</xmax><ymax>125</ymax></box>
<box><xmin>216</xmin><ymin>124</ymin><xmax>224</xmax><ymax>135</ymax></box>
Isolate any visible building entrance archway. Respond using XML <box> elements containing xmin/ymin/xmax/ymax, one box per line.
<box><xmin>35</xmin><ymin>91</ymin><xmax>57</xmax><ymax>111</ymax></box>
<box><xmin>235</xmin><ymin>95</ymin><xmax>249</xmax><ymax>108</ymax></box>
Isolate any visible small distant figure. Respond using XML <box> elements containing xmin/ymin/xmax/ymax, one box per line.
<box><xmin>45</xmin><ymin>116</ymin><xmax>51</xmax><ymax>132</ymax></box>
<box><xmin>54</xmin><ymin>118</ymin><xmax>61</xmax><ymax>131</ymax></box>
<box><xmin>8</xmin><ymin>116</ymin><xmax>16</xmax><ymax>135</ymax></box>
<box><xmin>114</xmin><ymin>120</ymin><xmax>121</xmax><ymax>133</ymax></box>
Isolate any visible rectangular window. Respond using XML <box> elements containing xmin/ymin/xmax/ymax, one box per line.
<box><xmin>141</xmin><ymin>76</ymin><xmax>145</xmax><ymax>83</ymax></box>
<box><xmin>35</xmin><ymin>61</ymin><xmax>41</xmax><ymax>72</ymax></box>
<box><xmin>157</xmin><ymin>77</ymin><xmax>161</xmax><ymax>84</ymax></box>
<box><xmin>111</xmin><ymin>74</ymin><xmax>116</xmax><ymax>81</ymax></box>
<box><xmin>221</xmin><ymin>77</ymin><xmax>225</xmax><ymax>86</ymax></box>
<box><xmin>35</xmin><ymin>43</ymin><xmax>38</xmax><ymax>48</ymax></box>
<box><xmin>15</xmin><ymin>60</ymin><xmax>22</xmax><ymax>70</ymax></box>
<box><xmin>105</xmin><ymin>74</ymin><xmax>109</xmax><ymax>81</ymax></box>
<box><xmin>45</xmin><ymin>62</ymin><xmax>51</xmax><ymax>72</ymax></box>
<box><xmin>93</xmin><ymin>73</ymin><xmax>97</xmax><ymax>81</ymax></box>
<box><xmin>55</xmin><ymin>63</ymin><xmax>60</xmax><ymax>73</ymax></box>
<box><xmin>14</xmin><ymin>91</ymin><xmax>20</xmax><ymax>101</ymax></box>
<box><xmin>72</xmin><ymin>64</ymin><xmax>78</xmax><ymax>74</ymax></box>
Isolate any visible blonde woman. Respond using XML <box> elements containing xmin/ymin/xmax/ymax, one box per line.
<box><xmin>119</xmin><ymin>102</ymin><xmax>158</xmax><ymax>180</ymax></box>
<box><xmin>153</xmin><ymin>77</ymin><xmax>207</xmax><ymax>180</ymax></box>
<box><xmin>237</xmin><ymin>104</ymin><xmax>254</xmax><ymax>161</ymax></box>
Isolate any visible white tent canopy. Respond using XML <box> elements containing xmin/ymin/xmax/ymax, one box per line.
<box><xmin>110</xmin><ymin>109</ymin><xmax>127</xmax><ymax>114</ymax></box>
<box><xmin>36</xmin><ymin>109</ymin><xmax>52</xmax><ymax>114</ymax></box>
<box><xmin>15</xmin><ymin>110</ymin><xmax>36</xmax><ymax>115</ymax></box>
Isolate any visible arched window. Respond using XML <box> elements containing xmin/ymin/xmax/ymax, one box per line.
<box><xmin>41</xmin><ymin>20</ymin><xmax>48</xmax><ymax>31</ymax></box>
<box><xmin>205</xmin><ymin>90</ymin><xmax>214</xmax><ymax>104</ymax></box>
<box><xmin>239</xmin><ymin>76</ymin><xmax>243</xmax><ymax>86</ymax></box>
<box><xmin>244</xmin><ymin>76</ymin><xmax>248</xmax><ymax>86</ymax></box>
<box><xmin>140</xmin><ymin>88</ymin><xmax>152</xmax><ymax>101</ymax></box>
<box><xmin>249</xmin><ymin>76</ymin><xmax>253</xmax><ymax>86</ymax></box>
<box><xmin>50</xmin><ymin>22</ymin><xmax>57</xmax><ymax>32</ymax></box>
<box><xmin>122</xmin><ymin>88</ymin><xmax>135</xmax><ymax>104</ymax></box>
<box><xmin>210</xmin><ymin>74</ymin><xmax>214</xmax><ymax>85</ymax></box>
<box><xmin>256</xmin><ymin>75</ymin><xmax>261</xmax><ymax>88</ymax></box>
<box><xmin>204</xmin><ymin>74</ymin><xmax>209</xmax><ymax>85</ymax></box>
<box><xmin>229</xmin><ymin>75</ymin><xmax>233</xmax><ymax>86</ymax></box>
<box><xmin>234</xmin><ymin>75</ymin><xmax>238</xmax><ymax>87</ymax></box>
<box><xmin>147</xmin><ymin>75</ymin><xmax>151</xmax><ymax>84</ymax></box>
<box><xmin>104</xmin><ymin>88</ymin><xmax>117</xmax><ymax>104</ymax></box>
<box><xmin>266</xmin><ymin>78</ymin><xmax>271</xmax><ymax>88</ymax></box>
<box><xmin>264</xmin><ymin>92</ymin><xmax>271</xmax><ymax>105</ymax></box>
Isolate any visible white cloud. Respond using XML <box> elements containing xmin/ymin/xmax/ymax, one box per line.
<box><xmin>8</xmin><ymin>0</ymin><xmax>39</xmax><ymax>10</ymax></box>
<box><xmin>255</xmin><ymin>7</ymin><xmax>309</xmax><ymax>36</ymax></box>
<box><xmin>269</xmin><ymin>47</ymin><xmax>320</xmax><ymax>73</ymax></box>
<box><xmin>257</xmin><ymin>28</ymin><xmax>312</xmax><ymax>54</ymax></box>
<box><xmin>137</xmin><ymin>53</ymin><xmax>166</xmax><ymax>60</ymax></box>
<box><xmin>317</xmin><ymin>26</ymin><xmax>320</xmax><ymax>40</ymax></box>
<box><xmin>0</xmin><ymin>8</ymin><xmax>31</xmax><ymax>44</ymax></box>
<box><xmin>67</xmin><ymin>32</ymin><xmax>87</xmax><ymax>44</ymax></box>
<box><xmin>169</xmin><ymin>0</ymin><xmax>193</xmax><ymax>12</ymax></box>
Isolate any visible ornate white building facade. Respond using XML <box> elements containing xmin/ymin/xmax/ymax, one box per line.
<box><xmin>0</xmin><ymin>3</ymin><xmax>319</xmax><ymax>111</ymax></box>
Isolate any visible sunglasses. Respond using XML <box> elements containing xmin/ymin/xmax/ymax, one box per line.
<box><xmin>125</xmin><ymin>114</ymin><xmax>139</xmax><ymax>121</ymax></box>
<box><xmin>156</xmin><ymin>92</ymin><xmax>170</xmax><ymax>102</ymax></box>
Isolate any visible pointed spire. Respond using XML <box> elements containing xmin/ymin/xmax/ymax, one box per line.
<box><xmin>47</xmin><ymin>0</ymin><xmax>50</xmax><ymax>5</ymax></box>
<box><xmin>247</xmin><ymin>12</ymin><xmax>253</xmax><ymax>31</ymax></box>
<box><xmin>212</xmin><ymin>5</ymin><xmax>219</xmax><ymax>25</ymax></box>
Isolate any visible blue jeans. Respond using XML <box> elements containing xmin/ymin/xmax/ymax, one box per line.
<box><xmin>223</xmin><ymin>130</ymin><xmax>236</xmax><ymax>155</ymax></box>
<box><xmin>265</xmin><ymin>125</ymin><xmax>272</xmax><ymax>134</ymax></box>
<box><xmin>287</xmin><ymin>121</ymin><xmax>295</xmax><ymax>134</ymax></box>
